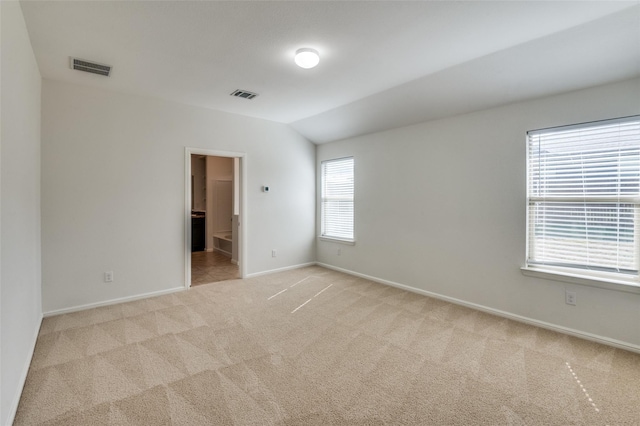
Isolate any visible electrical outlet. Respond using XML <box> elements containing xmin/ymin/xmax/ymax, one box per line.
<box><xmin>337</xmin><ymin>248</ymin><xmax>342</xmax><ymax>256</ymax></box>
<box><xmin>272</xmin><ymin>249</ymin><xmax>277</xmax><ymax>258</ymax></box>
<box><xmin>104</xmin><ymin>271</ymin><xmax>114</xmax><ymax>283</ymax></box>
<box><xmin>565</xmin><ymin>290</ymin><xmax>576</xmax><ymax>306</ymax></box>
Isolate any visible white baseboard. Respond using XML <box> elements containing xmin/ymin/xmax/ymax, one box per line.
<box><xmin>231</xmin><ymin>259</ymin><xmax>238</xmax><ymax>265</ymax></box>
<box><xmin>317</xmin><ymin>262</ymin><xmax>640</xmax><ymax>354</ymax></box>
<box><xmin>43</xmin><ymin>286</ymin><xmax>185</xmax><ymax>317</ymax></box>
<box><xmin>206</xmin><ymin>248</ymin><xmax>213</xmax><ymax>253</ymax></box>
<box><xmin>245</xmin><ymin>262</ymin><xmax>318</xmax><ymax>279</ymax></box>
<box><xmin>6</xmin><ymin>313</ymin><xmax>43</xmax><ymax>425</ymax></box>
<box><xmin>213</xmin><ymin>247</ymin><xmax>231</xmax><ymax>256</ymax></box>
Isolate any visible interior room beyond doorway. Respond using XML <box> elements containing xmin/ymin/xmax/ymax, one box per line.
<box><xmin>190</xmin><ymin>154</ymin><xmax>240</xmax><ymax>286</ymax></box>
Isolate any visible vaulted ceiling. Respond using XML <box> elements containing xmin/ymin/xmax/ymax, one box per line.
<box><xmin>20</xmin><ymin>1</ymin><xmax>640</xmax><ymax>143</ymax></box>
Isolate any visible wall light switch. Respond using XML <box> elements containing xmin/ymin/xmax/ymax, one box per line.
<box><xmin>104</xmin><ymin>271</ymin><xmax>114</xmax><ymax>283</ymax></box>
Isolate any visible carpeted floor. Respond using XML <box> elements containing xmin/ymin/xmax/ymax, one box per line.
<box><xmin>14</xmin><ymin>266</ymin><xmax>640</xmax><ymax>425</ymax></box>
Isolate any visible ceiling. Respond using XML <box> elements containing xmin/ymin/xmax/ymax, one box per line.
<box><xmin>20</xmin><ymin>1</ymin><xmax>640</xmax><ymax>144</ymax></box>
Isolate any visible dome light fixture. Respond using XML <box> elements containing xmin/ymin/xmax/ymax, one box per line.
<box><xmin>295</xmin><ymin>48</ymin><xmax>320</xmax><ymax>69</ymax></box>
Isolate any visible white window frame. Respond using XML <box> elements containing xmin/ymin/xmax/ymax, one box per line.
<box><xmin>320</xmin><ymin>157</ymin><xmax>355</xmax><ymax>244</ymax></box>
<box><xmin>522</xmin><ymin>116</ymin><xmax>640</xmax><ymax>293</ymax></box>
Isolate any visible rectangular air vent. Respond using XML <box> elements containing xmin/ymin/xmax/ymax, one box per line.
<box><xmin>70</xmin><ymin>57</ymin><xmax>112</xmax><ymax>77</ymax></box>
<box><xmin>230</xmin><ymin>89</ymin><xmax>258</xmax><ymax>100</ymax></box>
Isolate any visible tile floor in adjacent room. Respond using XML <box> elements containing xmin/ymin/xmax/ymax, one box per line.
<box><xmin>191</xmin><ymin>251</ymin><xmax>239</xmax><ymax>286</ymax></box>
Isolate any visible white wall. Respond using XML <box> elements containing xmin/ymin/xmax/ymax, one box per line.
<box><xmin>317</xmin><ymin>77</ymin><xmax>640</xmax><ymax>348</ymax></box>
<box><xmin>0</xmin><ymin>2</ymin><xmax>43</xmax><ymax>424</ymax></box>
<box><xmin>42</xmin><ymin>80</ymin><xmax>316</xmax><ymax>313</ymax></box>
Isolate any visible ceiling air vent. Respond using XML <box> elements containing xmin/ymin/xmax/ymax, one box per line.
<box><xmin>230</xmin><ymin>89</ymin><xmax>258</xmax><ymax>100</ymax></box>
<box><xmin>70</xmin><ymin>57</ymin><xmax>112</xmax><ymax>77</ymax></box>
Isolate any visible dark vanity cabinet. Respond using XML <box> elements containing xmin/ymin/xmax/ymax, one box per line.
<box><xmin>191</xmin><ymin>212</ymin><xmax>205</xmax><ymax>252</ymax></box>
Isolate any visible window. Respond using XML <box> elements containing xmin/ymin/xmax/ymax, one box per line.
<box><xmin>526</xmin><ymin>116</ymin><xmax>640</xmax><ymax>284</ymax></box>
<box><xmin>321</xmin><ymin>157</ymin><xmax>354</xmax><ymax>242</ymax></box>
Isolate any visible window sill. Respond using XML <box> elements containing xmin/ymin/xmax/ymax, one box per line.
<box><xmin>521</xmin><ymin>266</ymin><xmax>640</xmax><ymax>294</ymax></box>
<box><xmin>318</xmin><ymin>236</ymin><xmax>356</xmax><ymax>245</ymax></box>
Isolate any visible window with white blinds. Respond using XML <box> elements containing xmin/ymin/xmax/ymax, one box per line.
<box><xmin>321</xmin><ymin>157</ymin><xmax>354</xmax><ymax>241</ymax></box>
<box><xmin>526</xmin><ymin>116</ymin><xmax>640</xmax><ymax>280</ymax></box>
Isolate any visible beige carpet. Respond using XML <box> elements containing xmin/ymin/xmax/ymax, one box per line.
<box><xmin>14</xmin><ymin>266</ymin><xmax>640</xmax><ymax>425</ymax></box>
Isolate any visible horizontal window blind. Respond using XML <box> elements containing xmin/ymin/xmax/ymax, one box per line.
<box><xmin>527</xmin><ymin>116</ymin><xmax>640</xmax><ymax>276</ymax></box>
<box><xmin>321</xmin><ymin>157</ymin><xmax>354</xmax><ymax>240</ymax></box>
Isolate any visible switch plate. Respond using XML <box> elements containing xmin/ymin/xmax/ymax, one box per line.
<box><xmin>272</xmin><ymin>250</ymin><xmax>277</xmax><ymax>258</ymax></box>
<box><xmin>337</xmin><ymin>248</ymin><xmax>341</xmax><ymax>256</ymax></box>
<box><xmin>565</xmin><ymin>290</ymin><xmax>576</xmax><ymax>306</ymax></box>
<box><xmin>104</xmin><ymin>271</ymin><xmax>114</xmax><ymax>283</ymax></box>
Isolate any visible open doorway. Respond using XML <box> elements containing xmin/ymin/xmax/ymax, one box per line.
<box><xmin>185</xmin><ymin>148</ymin><xmax>246</xmax><ymax>289</ymax></box>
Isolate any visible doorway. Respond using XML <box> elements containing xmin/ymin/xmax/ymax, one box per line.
<box><xmin>185</xmin><ymin>148</ymin><xmax>246</xmax><ymax>289</ymax></box>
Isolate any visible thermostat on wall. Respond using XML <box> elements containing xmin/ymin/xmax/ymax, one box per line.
<box><xmin>263</xmin><ymin>186</ymin><xmax>270</xmax><ymax>192</ymax></box>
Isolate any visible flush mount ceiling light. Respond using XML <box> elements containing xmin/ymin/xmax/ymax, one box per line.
<box><xmin>295</xmin><ymin>48</ymin><xmax>320</xmax><ymax>69</ymax></box>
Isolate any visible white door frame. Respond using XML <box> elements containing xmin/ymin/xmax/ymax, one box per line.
<box><xmin>185</xmin><ymin>147</ymin><xmax>247</xmax><ymax>289</ymax></box>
